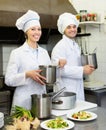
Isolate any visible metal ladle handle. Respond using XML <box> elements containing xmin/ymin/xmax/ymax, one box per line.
<box><xmin>51</xmin><ymin>87</ymin><xmax>66</xmax><ymax>100</ymax></box>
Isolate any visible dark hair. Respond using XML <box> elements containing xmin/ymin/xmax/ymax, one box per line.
<box><xmin>25</xmin><ymin>33</ymin><xmax>28</xmax><ymax>39</ymax></box>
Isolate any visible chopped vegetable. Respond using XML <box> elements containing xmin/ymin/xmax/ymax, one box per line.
<box><xmin>5</xmin><ymin>106</ymin><xmax>40</xmax><ymax>130</ymax></box>
<box><xmin>72</xmin><ymin>111</ymin><xmax>92</xmax><ymax>119</ymax></box>
<box><xmin>46</xmin><ymin>117</ymin><xmax>69</xmax><ymax>129</ymax></box>
<box><xmin>11</xmin><ymin>105</ymin><xmax>33</xmax><ymax>121</ymax></box>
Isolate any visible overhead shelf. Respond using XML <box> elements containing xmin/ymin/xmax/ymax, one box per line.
<box><xmin>79</xmin><ymin>21</ymin><xmax>104</xmax><ymax>25</ymax></box>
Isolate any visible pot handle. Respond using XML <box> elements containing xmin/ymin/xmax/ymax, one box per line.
<box><xmin>51</xmin><ymin>87</ymin><xmax>66</xmax><ymax>100</ymax></box>
<box><xmin>52</xmin><ymin>100</ymin><xmax>63</xmax><ymax>105</ymax></box>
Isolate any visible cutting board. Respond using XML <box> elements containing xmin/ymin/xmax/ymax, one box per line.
<box><xmin>52</xmin><ymin>100</ymin><xmax>97</xmax><ymax>116</ymax></box>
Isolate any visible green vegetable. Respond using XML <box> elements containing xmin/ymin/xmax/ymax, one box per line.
<box><xmin>11</xmin><ymin>106</ymin><xmax>33</xmax><ymax>121</ymax></box>
<box><xmin>46</xmin><ymin>117</ymin><xmax>69</xmax><ymax>129</ymax></box>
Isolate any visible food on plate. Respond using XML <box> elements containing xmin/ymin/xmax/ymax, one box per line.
<box><xmin>5</xmin><ymin>106</ymin><xmax>40</xmax><ymax>130</ymax></box>
<box><xmin>72</xmin><ymin>111</ymin><xmax>92</xmax><ymax>119</ymax></box>
<box><xmin>46</xmin><ymin>117</ymin><xmax>69</xmax><ymax>129</ymax></box>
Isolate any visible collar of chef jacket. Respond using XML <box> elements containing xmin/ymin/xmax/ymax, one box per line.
<box><xmin>22</xmin><ymin>41</ymin><xmax>41</xmax><ymax>53</ymax></box>
<box><xmin>62</xmin><ymin>35</ymin><xmax>79</xmax><ymax>50</ymax></box>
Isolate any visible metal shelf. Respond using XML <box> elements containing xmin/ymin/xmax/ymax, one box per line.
<box><xmin>79</xmin><ymin>21</ymin><xmax>103</xmax><ymax>25</ymax></box>
<box><xmin>79</xmin><ymin>21</ymin><xmax>104</xmax><ymax>32</ymax></box>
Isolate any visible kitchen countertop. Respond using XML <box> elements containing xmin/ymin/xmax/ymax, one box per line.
<box><xmin>41</xmin><ymin>107</ymin><xmax>106</xmax><ymax>130</ymax></box>
<box><xmin>2</xmin><ymin>101</ymin><xmax>106</xmax><ymax>130</ymax></box>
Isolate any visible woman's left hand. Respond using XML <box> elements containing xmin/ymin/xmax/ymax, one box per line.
<box><xmin>26</xmin><ymin>69</ymin><xmax>46</xmax><ymax>85</ymax></box>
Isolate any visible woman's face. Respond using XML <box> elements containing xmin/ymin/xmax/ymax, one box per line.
<box><xmin>64</xmin><ymin>24</ymin><xmax>77</xmax><ymax>38</ymax></box>
<box><xmin>26</xmin><ymin>26</ymin><xmax>42</xmax><ymax>43</ymax></box>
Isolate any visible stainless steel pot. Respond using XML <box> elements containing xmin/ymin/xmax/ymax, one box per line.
<box><xmin>49</xmin><ymin>92</ymin><xmax>76</xmax><ymax>110</ymax></box>
<box><xmin>31</xmin><ymin>87</ymin><xmax>65</xmax><ymax>119</ymax></box>
<box><xmin>81</xmin><ymin>53</ymin><xmax>98</xmax><ymax>69</ymax></box>
<box><xmin>31</xmin><ymin>94</ymin><xmax>51</xmax><ymax>119</ymax></box>
<box><xmin>39</xmin><ymin>65</ymin><xmax>57</xmax><ymax>85</ymax></box>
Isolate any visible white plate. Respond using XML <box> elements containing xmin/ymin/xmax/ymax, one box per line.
<box><xmin>40</xmin><ymin>119</ymin><xmax>75</xmax><ymax>130</ymax></box>
<box><xmin>67</xmin><ymin>111</ymin><xmax>97</xmax><ymax>121</ymax></box>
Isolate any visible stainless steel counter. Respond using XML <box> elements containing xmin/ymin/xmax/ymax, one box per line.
<box><xmin>71</xmin><ymin>107</ymin><xmax>106</xmax><ymax>130</ymax></box>
<box><xmin>40</xmin><ymin>107</ymin><xmax>106</xmax><ymax>130</ymax></box>
<box><xmin>2</xmin><ymin>107</ymin><xmax>106</xmax><ymax>130</ymax></box>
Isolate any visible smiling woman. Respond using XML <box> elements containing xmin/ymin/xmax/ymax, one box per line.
<box><xmin>5</xmin><ymin>10</ymin><xmax>51</xmax><ymax>112</ymax></box>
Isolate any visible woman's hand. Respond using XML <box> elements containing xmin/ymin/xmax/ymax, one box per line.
<box><xmin>83</xmin><ymin>65</ymin><xmax>95</xmax><ymax>75</ymax></box>
<box><xmin>26</xmin><ymin>69</ymin><xmax>46</xmax><ymax>85</ymax></box>
<box><xmin>58</xmin><ymin>59</ymin><xmax>67</xmax><ymax>68</ymax></box>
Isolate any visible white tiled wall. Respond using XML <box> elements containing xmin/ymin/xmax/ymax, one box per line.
<box><xmin>2</xmin><ymin>44</ymin><xmax>18</xmax><ymax>74</ymax></box>
<box><xmin>85</xmin><ymin>24</ymin><xmax>106</xmax><ymax>84</ymax></box>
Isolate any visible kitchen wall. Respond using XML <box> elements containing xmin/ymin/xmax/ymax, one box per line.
<box><xmin>69</xmin><ymin>0</ymin><xmax>106</xmax><ymax>84</ymax></box>
<box><xmin>3</xmin><ymin>44</ymin><xmax>18</xmax><ymax>74</ymax></box>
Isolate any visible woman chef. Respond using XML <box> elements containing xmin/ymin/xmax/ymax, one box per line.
<box><xmin>51</xmin><ymin>12</ymin><xmax>95</xmax><ymax>100</ymax></box>
<box><xmin>5</xmin><ymin>10</ymin><xmax>51</xmax><ymax>111</ymax></box>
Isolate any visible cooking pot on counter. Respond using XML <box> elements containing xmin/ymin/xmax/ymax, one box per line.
<box><xmin>31</xmin><ymin>94</ymin><xmax>51</xmax><ymax>119</ymax></box>
<box><xmin>49</xmin><ymin>92</ymin><xmax>76</xmax><ymax>110</ymax></box>
<box><xmin>39</xmin><ymin>65</ymin><xmax>57</xmax><ymax>85</ymax></box>
<box><xmin>81</xmin><ymin>53</ymin><xmax>98</xmax><ymax>69</ymax></box>
<box><xmin>31</xmin><ymin>87</ymin><xmax>65</xmax><ymax>119</ymax></box>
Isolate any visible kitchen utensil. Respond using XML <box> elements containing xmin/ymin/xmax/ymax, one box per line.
<box><xmin>81</xmin><ymin>53</ymin><xmax>98</xmax><ymax>69</ymax></box>
<box><xmin>31</xmin><ymin>87</ymin><xmax>65</xmax><ymax>119</ymax></box>
<box><xmin>49</xmin><ymin>92</ymin><xmax>76</xmax><ymax>110</ymax></box>
<box><xmin>31</xmin><ymin>94</ymin><xmax>51</xmax><ymax>119</ymax></box>
<box><xmin>39</xmin><ymin>65</ymin><xmax>57</xmax><ymax>85</ymax></box>
<box><xmin>51</xmin><ymin>87</ymin><xmax>66</xmax><ymax>100</ymax></box>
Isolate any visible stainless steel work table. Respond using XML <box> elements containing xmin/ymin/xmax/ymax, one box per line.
<box><xmin>2</xmin><ymin>107</ymin><xmax>106</xmax><ymax>130</ymax></box>
<box><xmin>40</xmin><ymin>107</ymin><xmax>106</xmax><ymax>130</ymax></box>
<box><xmin>71</xmin><ymin>107</ymin><xmax>106</xmax><ymax>130</ymax></box>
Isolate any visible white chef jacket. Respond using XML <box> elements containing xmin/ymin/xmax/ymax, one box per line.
<box><xmin>51</xmin><ymin>35</ymin><xmax>85</xmax><ymax>100</ymax></box>
<box><xmin>5</xmin><ymin>42</ymin><xmax>51</xmax><ymax>110</ymax></box>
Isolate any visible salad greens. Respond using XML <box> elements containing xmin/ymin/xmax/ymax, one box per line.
<box><xmin>46</xmin><ymin>117</ymin><xmax>69</xmax><ymax>129</ymax></box>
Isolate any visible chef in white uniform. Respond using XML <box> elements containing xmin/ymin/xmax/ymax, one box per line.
<box><xmin>5</xmin><ymin>10</ymin><xmax>51</xmax><ymax>110</ymax></box>
<box><xmin>51</xmin><ymin>13</ymin><xmax>95</xmax><ymax>100</ymax></box>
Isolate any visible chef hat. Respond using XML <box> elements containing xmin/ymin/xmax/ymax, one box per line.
<box><xmin>16</xmin><ymin>10</ymin><xmax>41</xmax><ymax>32</ymax></box>
<box><xmin>57</xmin><ymin>12</ymin><xmax>79</xmax><ymax>34</ymax></box>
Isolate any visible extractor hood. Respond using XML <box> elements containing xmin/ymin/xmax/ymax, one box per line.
<box><xmin>0</xmin><ymin>0</ymin><xmax>77</xmax><ymax>28</ymax></box>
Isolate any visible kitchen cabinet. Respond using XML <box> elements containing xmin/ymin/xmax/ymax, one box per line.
<box><xmin>85</xmin><ymin>88</ymin><xmax>106</xmax><ymax>107</ymax></box>
<box><xmin>0</xmin><ymin>90</ymin><xmax>11</xmax><ymax>116</ymax></box>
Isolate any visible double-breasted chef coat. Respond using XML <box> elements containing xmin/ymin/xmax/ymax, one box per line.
<box><xmin>51</xmin><ymin>35</ymin><xmax>85</xmax><ymax>100</ymax></box>
<box><xmin>5</xmin><ymin>42</ymin><xmax>51</xmax><ymax>110</ymax></box>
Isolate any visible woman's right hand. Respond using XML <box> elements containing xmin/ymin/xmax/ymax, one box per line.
<box><xmin>83</xmin><ymin>65</ymin><xmax>95</xmax><ymax>75</ymax></box>
<box><xmin>26</xmin><ymin>70</ymin><xmax>46</xmax><ymax>85</ymax></box>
